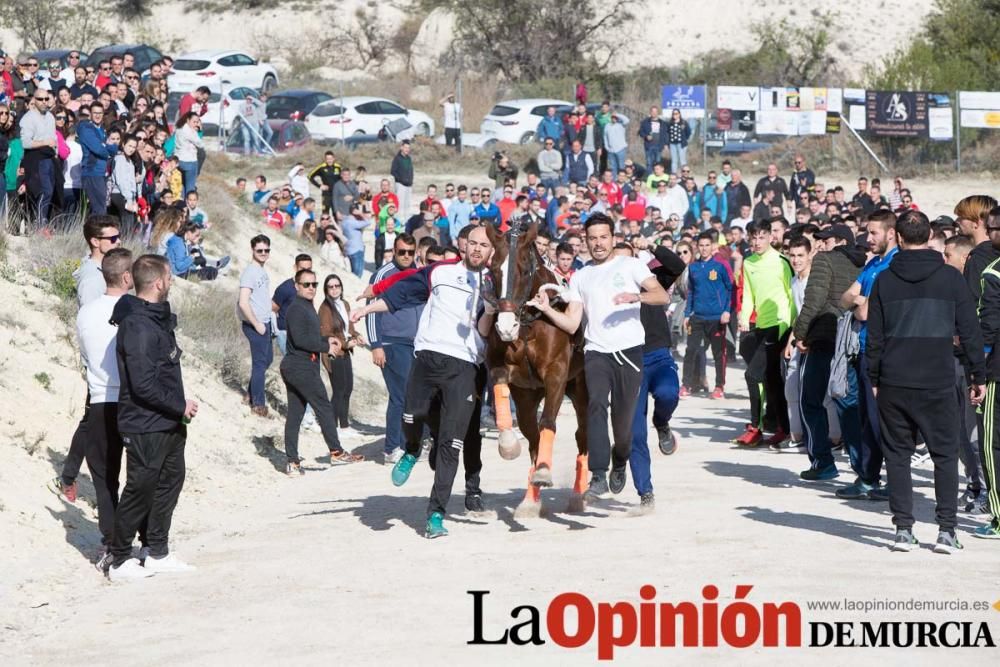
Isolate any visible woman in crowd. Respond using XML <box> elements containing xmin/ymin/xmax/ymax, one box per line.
<box><xmin>150</xmin><ymin>205</ymin><xmax>185</xmax><ymax>256</ymax></box>
<box><xmin>109</xmin><ymin>134</ymin><xmax>142</xmax><ymax>233</ymax></box>
<box><xmin>666</xmin><ymin>108</ymin><xmax>692</xmax><ymax>173</ymax></box>
<box><xmin>300</xmin><ymin>219</ymin><xmax>319</xmax><ymax>246</ymax></box>
<box><xmin>173</xmin><ymin>112</ymin><xmax>204</xmax><ymax>196</ymax></box>
<box><xmin>0</xmin><ymin>102</ymin><xmax>12</xmax><ymax>217</ymax></box>
<box><xmin>319</xmin><ymin>274</ymin><xmax>363</xmax><ymax>439</ymax></box>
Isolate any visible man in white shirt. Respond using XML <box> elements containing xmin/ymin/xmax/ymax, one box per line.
<box><xmin>529</xmin><ymin>213</ymin><xmax>669</xmax><ymax>500</ymax></box>
<box><xmin>664</xmin><ymin>174</ymin><xmax>690</xmax><ymax>221</ymax></box>
<box><xmin>77</xmin><ymin>247</ymin><xmax>133</xmax><ymax>571</ymax></box>
<box><xmin>440</xmin><ymin>93</ymin><xmax>462</xmax><ymax>151</ymax></box>
<box><xmin>730</xmin><ymin>204</ymin><xmax>753</xmax><ymax>233</ymax></box>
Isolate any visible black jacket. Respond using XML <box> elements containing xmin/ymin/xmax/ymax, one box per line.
<box><xmin>963</xmin><ymin>240</ymin><xmax>1000</xmax><ymax>304</ymax></box>
<box><xmin>112</xmin><ymin>294</ymin><xmax>187</xmax><ymax>433</ymax></box>
<box><xmin>975</xmin><ymin>253</ymin><xmax>1000</xmax><ymax>381</ymax></box>
<box><xmin>641</xmin><ymin>246</ymin><xmax>687</xmax><ymax>352</ymax></box>
<box><xmin>390</xmin><ymin>152</ymin><xmax>413</xmax><ymax>187</ymax></box>
<box><xmin>281</xmin><ymin>296</ymin><xmax>328</xmax><ymax>368</ymax></box>
<box><xmin>867</xmin><ymin>249</ymin><xmax>986</xmax><ymax>389</ymax></box>
<box><xmin>793</xmin><ymin>246</ymin><xmax>866</xmax><ymax>348</ymax></box>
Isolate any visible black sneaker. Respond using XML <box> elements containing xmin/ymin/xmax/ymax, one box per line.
<box><xmin>609</xmin><ymin>464</ymin><xmax>628</xmax><ymax>494</ymax></box>
<box><xmin>638</xmin><ymin>492</ymin><xmax>655</xmax><ymax>514</ymax></box>
<box><xmin>584</xmin><ymin>474</ymin><xmax>610</xmax><ymax>502</ymax></box>
<box><xmin>656</xmin><ymin>424</ymin><xmax>676</xmax><ymax>455</ymax></box>
<box><xmin>464</xmin><ymin>494</ymin><xmax>485</xmax><ymax>513</ymax></box>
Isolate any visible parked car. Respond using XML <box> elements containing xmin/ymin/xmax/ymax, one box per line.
<box><xmin>86</xmin><ymin>43</ymin><xmax>163</xmax><ymax>75</ymax></box>
<box><xmin>433</xmin><ymin>132</ymin><xmax>497</xmax><ymax>150</ymax></box>
<box><xmin>32</xmin><ymin>49</ymin><xmax>88</xmax><ymax>76</ymax></box>
<box><xmin>224</xmin><ymin>120</ymin><xmax>311</xmax><ymax>154</ymax></box>
<box><xmin>168</xmin><ymin>49</ymin><xmax>278</xmax><ymax>94</ymax></box>
<box><xmin>305</xmin><ymin>96</ymin><xmax>434</xmax><ymax>143</ymax></box>
<box><xmin>480</xmin><ymin>98</ymin><xmax>572</xmax><ymax>145</ymax></box>
<box><xmin>167</xmin><ymin>86</ymin><xmax>263</xmax><ymax>134</ymax></box>
<box><xmin>266</xmin><ymin>89</ymin><xmax>334</xmax><ymax>128</ymax></box>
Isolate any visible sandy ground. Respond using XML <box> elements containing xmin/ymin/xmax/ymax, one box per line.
<box><xmin>2</xmin><ymin>164</ymin><xmax>999</xmax><ymax>664</ymax></box>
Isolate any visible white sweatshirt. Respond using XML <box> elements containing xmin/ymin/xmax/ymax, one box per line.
<box><xmin>76</xmin><ymin>294</ymin><xmax>122</xmax><ymax>403</ymax></box>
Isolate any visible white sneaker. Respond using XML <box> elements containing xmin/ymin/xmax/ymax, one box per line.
<box><xmin>108</xmin><ymin>558</ymin><xmax>155</xmax><ymax>582</ymax></box>
<box><xmin>143</xmin><ymin>553</ymin><xmax>196</xmax><ymax>573</ymax></box>
<box><xmin>419</xmin><ymin>437</ymin><xmax>433</xmax><ymax>462</ymax></box>
<box><xmin>384</xmin><ymin>448</ymin><xmax>404</xmax><ymax>465</ymax></box>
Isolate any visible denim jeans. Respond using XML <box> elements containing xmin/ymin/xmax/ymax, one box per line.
<box><xmin>629</xmin><ymin>348</ymin><xmax>680</xmax><ymax>495</ymax></box>
<box><xmin>36</xmin><ymin>157</ymin><xmax>55</xmax><ymax>227</ymax></box>
<box><xmin>242</xmin><ymin>321</ymin><xmax>273</xmax><ymax>407</ymax></box>
<box><xmin>349</xmin><ymin>250</ymin><xmax>365</xmax><ymax>277</ymax></box>
<box><xmin>669</xmin><ymin>143</ymin><xmax>687</xmax><ymax>172</ymax></box>
<box><xmin>82</xmin><ymin>175</ymin><xmax>107</xmax><ymax>215</ymax></box>
<box><xmin>608</xmin><ymin>150</ymin><xmax>627</xmax><ymax>178</ymax></box>
<box><xmin>178</xmin><ymin>160</ymin><xmax>199</xmax><ymax>196</ymax></box>
<box><xmin>644</xmin><ymin>145</ymin><xmax>662</xmax><ymax>172</ymax></box>
<box><xmin>381</xmin><ymin>343</ymin><xmax>414</xmax><ymax>454</ymax></box>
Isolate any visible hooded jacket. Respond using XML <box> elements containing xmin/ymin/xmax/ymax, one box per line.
<box><xmin>77</xmin><ymin>119</ymin><xmax>118</xmax><ymax>179</ymax></box>
<box><xmin>111</xmin><ymin>294</ymin><xmax>187</xmax><ymax>433</ymax></box>
<box><xmin>963</xmin><ymin>240</ymin><xmax>1000</xmax><ymax>304</ymax></box>
<box><xmin>866</xmin><ymin>249</ymin><xmax>985</xmax><ymax>390</ymax></box>
<box><xmin>793</xmin><ymin>245</ymin><xmax>866</xmax><ymax>348</ymax></box>
<box><xmin>976</xmin><ymin>255</ymin><xmax>1000</xmax><ymax>381</ymax></box>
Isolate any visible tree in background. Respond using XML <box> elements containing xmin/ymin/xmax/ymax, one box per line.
<box><xmin>1</xmin><ymin>0</ymin><xmax>110</xmax><ymax>51</ymax></box>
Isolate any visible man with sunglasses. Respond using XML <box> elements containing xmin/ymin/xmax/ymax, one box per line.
<box><xmin>78</xmin><ymin>101</ymin><xmax>119</xmax><ymax>215</ymax></box>
<box><xmin>95</xmin><ymin>61</ymin><xmax>113</xmax><ymax>90</ymax></box>
<box><xmin>238</xmin><ymin>235</ymin><xmax>275</xmax><ymax>417</ymax></box>
<box><xmin>60</xmin><ymin>52</ymin><xmax>81</xmax><ymax>87</ymax></box>
<box><xmin>20</xmin><ymin>88</ymin><xmax>58</xmax><ymax>231</ymax></box>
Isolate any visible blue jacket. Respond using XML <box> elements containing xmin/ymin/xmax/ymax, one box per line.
<box><xmin>77</xmin><ymin>120</ymin><xmax>118</xmax><ymax>179</ymax></box>
<box><xmin>448</xmin><ymin>199</ymin><xmax>473</xmax><ymax>240</ymax></box>
<box><xmin>366</xmin><ymin>261</ymin><xmax>422</xmax><ymax>348</ymax></box>
<box><xmin>474</xmin><ymin>201</ymin><xmax>501</xmax><ymax>227</ymax></box>
<box><xmin>685</xmin><ymin>257</ymin><xmax>733</xmax><ymax>320</ymax></box>
<box><xmin>165</xmin><ymin>235</ymin><xmax>194</xmax><ymax>275</ymax></box>
<box><xmin>700</xmin><ymin>187</ymin><xmax>727</xmax><ymax>222</ymax></box>
<box><xmin>536</xmin><ymin>115</ymin><xmax>563</xmax><ymax>142</ymax></box>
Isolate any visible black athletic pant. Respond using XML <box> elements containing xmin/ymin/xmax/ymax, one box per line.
<box><xmin>111</xmin><ymin>427</ymin><xmax>186</xmax><ymax>566</ymax></box>
<box><xmin>683</xmin><ymin>317</ymin><xmax>727</xmax><ymax>389</ymax></box>
<box><xmin>327</xmin><ymin>354</ymin><xmax>354</xmax><ymax>429</ymax></box>
<box><xmin>740</xmin><ymin>326</ymin><xmax>789</xmax><ymax>433</ymax></box>
<box><xmin>444</xmin><ymin>127</ymin><xmax>461</xmax><ymax>150</ymax></box>
<box><xmin>878</xmin><ymin>385</ymin><xmax>959</xmax><ymax>531</ymax></box>
<box><xmin>427</xmin><ymin>364</ymin><xmax>486</xmax><ymax>496</ymax></box>
<box><xmin>401</xmin><ymin>350</ymin><xmax>478</xmax><ymax>517</ymax></box>
<box><xmin>61</xmin><ymin>393</ymin><xmax>90</xmax><ymax>485</ymax></box>
<box><xmin>322</xmin><ymin>195</ymin><xmax>334</xmax><ymax>217</ymax></box>
<box><xmin>84</xmin><ymin>403</ymin><xmax>123</xmax><ymax>546</ymax></box>
<box><xmin>955</xmin><ymin>358</ymin><xmax>985</xmax><ymax>491</ymax></box>
<box><xmin>978</xmin><ymin>381</ymin><xmax>1000</xmax><ymax>522</ymax></box>
<box><xmin>281</xmin><ymin>359</ymin><xmax>343</xmax><ymax>462</ymax></box>
<box><xmin>584</xmin><ymin>346</ymin><xmax>644</xmax><ymax>474</ymax></box>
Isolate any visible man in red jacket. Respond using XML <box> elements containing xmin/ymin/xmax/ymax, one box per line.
<box><xmin>177</xmin><ymin>86</ymin><xmax>211</xmax><ymax>122</ymax></box>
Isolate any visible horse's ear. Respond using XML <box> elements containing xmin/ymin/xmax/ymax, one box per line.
<box><xmin>522</xmin><ymin>220</ymin><xmax>538</xmax><ymax>246</ymax></box>
<box><xmin>484</xmin><ymin>221</ymin><xmax>498</xmax><ymax>246</ymax></box>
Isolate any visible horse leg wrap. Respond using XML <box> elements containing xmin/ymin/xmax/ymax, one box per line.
<box><xmin>573</xmin><ymin>454</ymin><xmax>589</xmax><ymax>495</ymax></box>
<box><xmin>536</xmin><ymin>428</ymin><xmax>555</xmax><ymax>470</ymax></box>
<box><xmin>524</xmin><ymin>466</ymin><xmax>541</xmax><ymax>504</ymax></box>
<box><xmin>493</xmin><ymin>384</ymin><xmax>513</xmax><ymax>432</ymax></box>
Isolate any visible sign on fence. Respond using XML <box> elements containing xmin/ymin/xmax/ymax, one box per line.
<box><xmin>959</xmin><ymin>91</ymin><xmax>1000</xmax><ymax>129</ymax></box>
<box><xmin>717</xmin><ymin>86</ymin><xmax>759</xmax><ymax>111</ymax></box>
<box><xmin>864</xmin><ymin>91</ymin><xmax>953</xmax><ymax>140</ymax></box>
<box><xmin>661</xmin><ymin>85</ymin><xmax>707</xmax><ymax>113</ymax></box>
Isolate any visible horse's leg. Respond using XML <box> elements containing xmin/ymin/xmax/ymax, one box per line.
<box><xmin>492</xmin><ymin>368</ymin><xmax>521</xmax><ymax>460</ymax></box>
<box><xmin>567</xmin><ymin>375</ymin><xmax>591</xmax><ymax>512</ymax></box>
<box><xmin>511</xmin><ymin>385</ymin><xmax>544</xmax><ymax>517</ymax></box>
<box><xmin>530</xmin><ymin>373</ymin><xmax>568</xmax><ymax>488</ymax></box>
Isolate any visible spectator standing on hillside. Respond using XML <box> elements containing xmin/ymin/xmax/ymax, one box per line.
<box><xmin>725</xmin><ymin>169</ymin><xmax>752</xmax><ymax>224</ymax></box>
<box><xmin>391</xmin><ymin>141</ymin><xmax>414</xmax><ymax>215</ymax></box>
<box><xmin>238</xmin><ymin>235</ymin><xmax>274</xmax><ymax>417</ymax></box>
<box><xmin>20</xmin><ymin>88</ymin><xmax>57</xmax><ymax>231</ymax></box>
<box><xmin>309</xmin><ymin>151</ymin><xmax>341</xmax><ymax>216</ymax></box>
<box><xmin>538</xmin><ymin>138</ymin><xmax>563</xmax><ymax>192</ymax></box>
<box><xmin>342</xmin><ymin>203</ymin><xmax>371</xmax><ymax>278</ymax></box>
<box><xmin>603</xmin><ymin>114</ymin><xmax>628</xmax><ymax>178</ymax></box>
<box><xmin>319</xmin><ymin>274</ymin><xmax>363</xmax><ymax>439</ymax></box>
<box><xmin>789</xmin><ymin>154</ymin><xmax>815</xmax><ymax>203</ymax></box>
<box><xmin>754</xmin><ymin>163</ymin><xmax>790</xmax><ymax>210</ymax></box>
<box><xmin>176</xmin><ymin>86</ymin><xmax>210</xmax><ymax>122</ymax></box>
<box><xmin>332</xmin><ymin>166</ymin><xmax>359</xmax><ymax>221</ymax></box>
<box><xmin>174</xmin><ymin>113</ymin><xmax>204</xmax><ymax>196</ymax></box>
<box><xmin>107</xmin><ymin>255</ymin><xmax>199</xmax><ymax>582</ymax></box>
<box><xmin>536</xmin><ymin>106</ymin><xmax>563</xmax><ymax>145</ymax></box>
<box><xmin>665</xmin><ymin>108</ymin><xmax>691</xmax><ymax>173</ymax></box>
<box><xmin>440</xmin><ymin>93</ymin><xmax>462</xmax><ymax>151</ymax></box>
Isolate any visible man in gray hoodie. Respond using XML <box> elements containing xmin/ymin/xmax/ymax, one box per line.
<box><xmin>537</xmin><ymin>138</ymin><xmax>563</xmax><ymax>193</ymax></box>
<box><xmin>603</xmin><ymin>114</ymin><xmax>628</xmax><ymax>178</ymax></box>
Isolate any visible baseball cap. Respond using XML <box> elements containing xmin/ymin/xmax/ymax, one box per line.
<box><xmin>815</xmin><ymin>224</ymin><xmax>855</xmax><ymax>245</ymax></box>
<box><xmin>932</xmin><ymin>215</ymin><xmax>956</xmax><ymax>228</ymax></box>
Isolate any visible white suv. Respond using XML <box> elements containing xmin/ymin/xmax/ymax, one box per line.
<box><xmin>305</xmin><ymin>96</ymin><xmax>435</xmax><ymax>143</ymax></box>
<box><xmin>169</xmin><ymin>49</ymin><xmax>278</xmax><ymax>93</ymax></box>
<box><xmin>480</xmin><ymin>98</ymin><xmax>572</xmax><ymax>145</ymax></box>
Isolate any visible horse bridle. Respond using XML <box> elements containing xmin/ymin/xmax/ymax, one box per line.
<box><xmin>484</xmin><ymin>218</ymin><xmax>543</xmax><ymax>327</ymax></box>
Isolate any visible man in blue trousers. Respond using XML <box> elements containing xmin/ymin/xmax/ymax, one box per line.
<box><xmin>614</xmin><ymin>241</ymin><xmax>687</xmax><ymax>513</ymax></box>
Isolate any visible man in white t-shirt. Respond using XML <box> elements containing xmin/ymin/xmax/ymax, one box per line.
<box><xmin>530</xmin><ymin>212</ymin><xmax>669</xmax><ymax>500</ymax></box>
<box><xmin>440</xmin><ymin>93</ymin><xmax>462</xmax><ymax>152</ymax></box>
<box><xmin>76</xmin><ymin>247</ymin><xmax>132</xmax><ymax>571</ymax></box>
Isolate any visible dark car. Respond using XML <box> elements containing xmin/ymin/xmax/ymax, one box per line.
<box><xmin>224</xmin><ymin>120</ymin><xmax>311</xmax><ymax>154</ymax></box>
<box><xmin>85</xmin><ymin>44</ymin><xmax>163</xmax><ymax>75</ymax></box>
<box><xmin>32</xmin><ymin>49</ymin><xmax>88</xmax><ymax>73</ymax></box>
<box><xmin>265</xmin><ymin>89</ymin><xmax>333</xmax><ymax>127</ymax></box>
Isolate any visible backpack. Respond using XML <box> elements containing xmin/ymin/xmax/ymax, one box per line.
<box><xmin>828</xmin><ymin>310</ymin><xmax>860</xmax><ymax>399</ymax></box>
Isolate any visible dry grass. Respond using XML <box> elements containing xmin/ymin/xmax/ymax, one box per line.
<box><xmin>172</xmin><ymin>283</ymin><xmax>248</xmax><ymax>388</ymax></box>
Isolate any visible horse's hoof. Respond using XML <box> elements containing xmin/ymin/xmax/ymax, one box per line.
<box><xmin>514</xmin><ymin>499</ymin><xmax>542</xmax><ymax>519</ymax></box>
<box><xmin>498</xmin><ymin>430</ymin><xmax>521</xmax><ymax>460</ymax></box>
<box><xmin>531</xmin><ymin>464</ymin><xmax>553</xmax><ymax>488</ymax></box>
<box><xmin>566</xmin><ymin>494</ymin><xmax>586</xmax><ymax>513</ymax></box>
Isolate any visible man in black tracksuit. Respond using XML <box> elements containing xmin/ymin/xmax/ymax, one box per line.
<box><xmin>281</xmin><ymin>268</ymin><xmax>361</xmax><ymax>473</ymax></box>
<box><xmin>866</xmin><ymin>211</ymin><xmax>986</xmax><ymax>553</ymax></box>
<box><xmin>308</xmin><ymin>151</ymin><xmax>341</xmax><ymax>215</ymax></box>
<box><xmin>108</xmin><ymin>255</ymin><xmax>198</xmax><ymax>580</ymax></box>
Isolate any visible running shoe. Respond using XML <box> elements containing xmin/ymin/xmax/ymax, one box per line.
<box><xmin>890</xmin><ymin>528</ymin><xmax>919</xmax><ymax>552</ymax></box>
<box><xmin>932</xmin><ymin>531</ymin><xmax>963</xmax><ymax>554</ymax></box>
<box><xmin>465</xmin><ymin>494</ymin><xmax>485</xmax><ymax>513</ymax></box>
<box><xmin>329</xmin><ymin>450</ymin><xmax>363</xmax><ymax>465</ymax></box>
<box><xmin>391</xmin><ymin>453</ymin><xmax>418</xmax><ymax>487</ymax></box>
<box><xmin>764</xmin><ymin>429</ymin><xmax>789</xmax><ymax>447</ymax></box>
<box><xmin>800</xmin><ymin>465</ymin><xmax>839</xmax><ymax>481</ymax></box>
<box><xmin>47</xmin><ymin>477</ymin><xmax>77</xmax><ymax>503</ymax></box>
<box><xmin>961</xmin><ymin>487</ymin><xmax>986</xmax><ymax>514</ymax></box>
<box><xmin>637</xmin><ymin>492</ymin><xmax>655</xmax><ymax>514</ymax></box>
<box><xmin>143</xmin><ymin>553</ymin><xmax>195</xmax><ymax>573</ymax></box>
<box><xmin>609</xmin><ymin>464</ymin><xmax>628</xmax><ymax>494</ymax></box>
<box><xmin>108</xmin><ymin>558</ymin><xmax>155</xmax><ymax>582</ymax></box>
<box><xmin>95</xmin><ymin>549</ymin><xmax>113</xmax><ymax>574</ymax></box>
<box><xmin>710</xmin><ymin>387</ymin><xmax>725</xmax><ymax>400</ymax></box>
<box><xmin>285</xmin><ymin>461</ymin><xmax>304</xmax><ymax>477</ymax></box>
<box><xmin>972</xmin><ymin>521</ymin><xmax>1000</xmax><ymax>540</ymax></box>
<box><xmin>425</xmin><ymin>512</ymin><xmax>448</xmax><ymax>539</ymax></box>
<box><xmin>868</xmin><ymin>486</ymin><xmax>890</xmax><ymax>502</ymax></box>
<box><xmin>910</xmin><ymin>444</ymin><xmax>929</xmax><ymax>466</ymax></box>
<box><xmin>678</xmin><ymin>386</ymin><xmax>692</xmax><ymax>398</ymax></box>
<box><xmin>733</xmin><ymin>424</ymin><xmax>763</xmax><ymax>447</ymax></box>
<box><xmin>384</xmin><ymin>448</ymin><xmax>404</xmax><ymax>466</ymax></box>
<box><xmin>420</xmin><ymin>437</ymin><xmax>433</xmax><ymax>461</ymax></box>
<box><xmin>584</xmin><ymin>474</ymin><xmax>611</xmax><ymax>502</ymax></box>
<box><xmin>656</xmin><ymin>424</ymin><xmax>677</xmax><ymax>455</ymax></box>
<box><xmin>835</xmin><ymin>478</ymin><xmax>875</xmax><ymax>499</ymax></box>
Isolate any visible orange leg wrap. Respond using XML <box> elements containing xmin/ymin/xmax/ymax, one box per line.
<box><xmin>493</xmin><ymin>384</ymin><xmax>513</xmax><ymax>432</ymax></box>
<box><xmin>537</xmin><ymin>428</ymin><xmax>555</xmax><ymax>469</ymax></box>
<box><xmin>573</xmin><ymin>454</ymin><xmax>588</xmax><ymax>495</ymax></box>
<box><xmin>524</xmin><ymin>466</ymin><xmax>541</xmax><ymax>504</ymax></box>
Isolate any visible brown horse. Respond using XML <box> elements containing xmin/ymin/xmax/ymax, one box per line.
<box><xmin>483</xmin><ymin>219</ymin><xmax>589</xmax><ymax>515</ymax></box>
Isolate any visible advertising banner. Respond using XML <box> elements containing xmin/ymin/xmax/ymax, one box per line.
<box><xmin>717</xmin><ymin>86</ymin><xmax>760</xmax><ymax>111</ymax></box>
<box><xmin>661</xmin><ymin>85</ymin><xmax>707</xmax><ymax>113</ymax></box>
<box><xmin>865</xmin><ymin>91</ymin><xmax>928</xmax><ymax>137</ymax></box>
<box><xmin>959</xmin><ymin>91</ymin><xmax>1000</xmax><ymax>129</ymax></box>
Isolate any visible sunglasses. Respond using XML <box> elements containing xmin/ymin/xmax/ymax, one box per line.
<box><xmin>86</xmin><ymin>69</ymin><xmax>95</xmax><ymax>74</ymax></box>
<box><xmin>254</xmin><ymin>248</ymin><xmax>271</xmax><ymax>254</ymax></box>
<box><xmin>298</xmin><ymin>282</ymin><xmax>318</xmax><ymax>288</ymax></box>
<box><xmin>34</xmin><ymin>97</ymin><xmax>49</xmax><ymax>103</ymax></box>
<box><xmin>99</xmin><ymin>234</ymin><xmax>121</xmax><ymax>243</ymax></box>
<box><xmin>100</xmin><ymin>66</ymin><xmax>111</xmax><ymax>71</ymax></box>
<box><xmin>395</xmin><ymin>248</ymin><xmax>415</xmax><ymax>256</ymax></box>
<box><xmin>327</xmin><ymin>283</ymin><xmax>343</xmax><ymax>289</ymax></box>
<box><xmin>27</xmin><ymin>62</ymin><xmax>38</xmax><ymax>67</ymax></box>
<box><xmin>55</xmin><ymin>115</ymin><xmax>66</xmax><ymax>121</ymax></box>
<box><xmin>0</xmin><ymin>111</ymin><xmax>9</xmax><ymax>117</ymax></box>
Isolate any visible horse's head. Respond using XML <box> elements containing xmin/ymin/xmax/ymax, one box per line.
<box><xmin>486</xmin><ymin>216</ymin><xmax>540</xmax><ymax>342</ymax></box>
